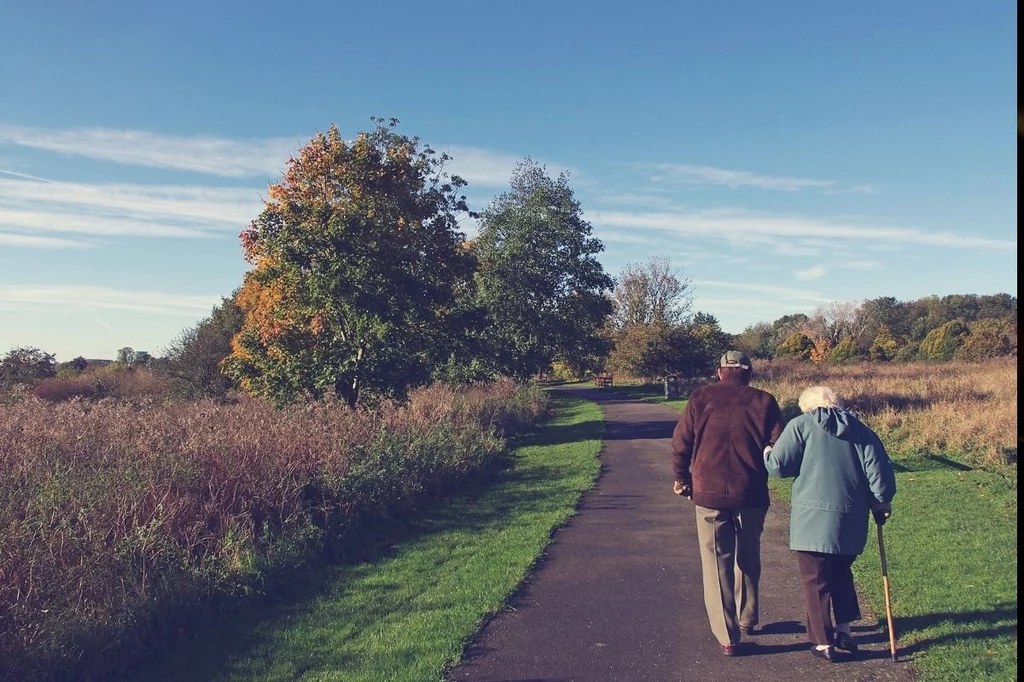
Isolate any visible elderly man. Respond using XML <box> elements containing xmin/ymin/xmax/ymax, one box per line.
<box><xmin>671</xmin><ymin>351</ymin><xmax>784</xmax><ymax>656</ymax></box>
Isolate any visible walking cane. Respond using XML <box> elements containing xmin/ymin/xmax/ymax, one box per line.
<box><xmin>876</xmin><ymin>513</ymin><xmax>898</xmax><ymax>661</ymax></box>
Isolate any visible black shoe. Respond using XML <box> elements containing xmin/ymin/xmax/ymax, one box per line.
<box><xmin>834</xmin><ymin>631</ymin><xmax>859</xmax><ymax>654</ymax></box>
<box><xmin>810</xmin><ymin>646</ymin><xmax>835</xmax><ymax>663</ymax></box>
<box><xmin>739</xmin><ymin>624</ymin><xmax>756</xmax><ymax>636</ymax></box>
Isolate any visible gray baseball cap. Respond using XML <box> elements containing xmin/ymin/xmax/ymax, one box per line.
<box><xmin>720</xmin><ymin>350</ymin><xmax>752</xmax><ymax>369</ymax></box>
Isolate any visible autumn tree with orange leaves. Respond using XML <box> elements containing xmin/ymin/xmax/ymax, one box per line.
<box><xmin>224</xmin><ymin>119</ymin><xmax>475</xmax><ymax>407</ymax></box>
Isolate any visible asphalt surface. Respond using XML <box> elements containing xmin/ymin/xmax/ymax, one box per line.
<box><xmin>446</xmin><ymin>386</ymin><xmax>917</xmax><ymax>682</ymax></box>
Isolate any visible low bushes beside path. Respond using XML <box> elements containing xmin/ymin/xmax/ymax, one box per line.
<box><xmin>0</xmin><ymin>379</ymin><xmax>548</xmax><ymax>681</ymax></box>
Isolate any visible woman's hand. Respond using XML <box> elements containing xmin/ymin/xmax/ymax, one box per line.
<box><xmin>871</xmin><ymin>502</ymin><xmax>892</xmax><ymax>525</ymax></box>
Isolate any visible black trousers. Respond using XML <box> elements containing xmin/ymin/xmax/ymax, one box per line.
<box><xmin>795</xmin><ymin>551</ymin><xmax>862</xmax><ymax>646</ymax></box>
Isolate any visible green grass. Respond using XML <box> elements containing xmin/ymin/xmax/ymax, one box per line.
<box><xmin>128</xmin><ymin>394</ymin><xmax>604</xmax><ymax>682</ymax></box>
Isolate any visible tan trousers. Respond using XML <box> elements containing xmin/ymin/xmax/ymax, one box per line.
<box><xmin>694</xmin><ymin>505</ymin><xmax>766</xmax><ymax>646</ymax></box>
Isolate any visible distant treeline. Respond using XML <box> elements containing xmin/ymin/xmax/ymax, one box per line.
<box><xmin>731</xmin><ymin>293</ymin><xmax>1016</xmax><ymax>363</ymax></box>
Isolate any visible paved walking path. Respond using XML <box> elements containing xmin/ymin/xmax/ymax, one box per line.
<box><xmin>447</xmin><ymin>387</ymin><xmax>916</xmax><ymax>682</ymax></box>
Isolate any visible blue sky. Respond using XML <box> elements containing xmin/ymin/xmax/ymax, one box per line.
<box><xmin>0</xmin><ymin>1</ymin><xmax>1016</xmax><ymax>361</ymax></box>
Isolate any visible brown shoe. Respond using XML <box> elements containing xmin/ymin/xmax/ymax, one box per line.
<box><xmin>720</xmin><ymin>643</ymin><xmax>742</xmax><ymax>657</ymax></box>
<box><xmin>739</xmin><ymin>624</ymin><xmax>756</xmax><ymax>636</ymax></box>
<box><xmin>810</xmin><ymin>646</ymin><xmax>835</xmax><ymax>663</ymax></box>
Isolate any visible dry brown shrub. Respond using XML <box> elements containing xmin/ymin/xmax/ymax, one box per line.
<box><xmin>0</xmin><ymin>380</ymin><xmax>547</xmax><ymax>680</ymax></box>
<box><xmin>753</xmin><ymin>358</ymin><xmax>1017</xmax><ymax>467</ymax></box>
<box><xmin>32</xmin><ymin>367</ymin><xmax>172</xmax><ymax>402</ymax></box>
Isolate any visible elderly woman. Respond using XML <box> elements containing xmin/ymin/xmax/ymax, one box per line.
<box><xmin>764</xmin><ymin>386</ymin><xmax>896</xmax><ymax>663</ymax></box>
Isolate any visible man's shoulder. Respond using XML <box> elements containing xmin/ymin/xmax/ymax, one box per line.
<box><xmin>687</xmin><ymin>383</ymin><xmax>721</xmax><ymax>402</ymax></box>
<box><xmin>749</xmin><ymin>385</ymin><xmax>781</xmax><ymax>403</ymax></box>
<box><xmin>701</xmin><ymin>383</ymin><xmax>782</xmax><ymax>412</ymax></box>
<box><xmin>699</xmin><ymin>382</ymin><xmax>773</xmax><ymax>398</ymax></box>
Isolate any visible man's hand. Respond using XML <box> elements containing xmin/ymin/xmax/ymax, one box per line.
<box><xmin>871</xmin><ymin>502</ymin><xmax>892</xmax><ymax>526</ymax></box>
<box><xmin>673</xmin><ymin>480</ymin><xmax>692</xmax><ymax>499</ymax></box>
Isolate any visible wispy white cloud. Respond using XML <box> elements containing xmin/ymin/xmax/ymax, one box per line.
<box><xmin>0</xmin><ymin>285</ymin><xmax>219</xmax><ymax>316</ymax></box>
<box><xmin>0</xmin><ymin>232</ymin><xmax>91</xmax><ymax>249</ymax></box>
<box><xmin>440</xmin><ymin>146</ymin><xmax>524</xmax><ymax>188</ymax></box>
<box><xmin>0</xmin><ymin>168</ymin><xmax>54</xmax><ymax>182</ymax></box>
<box><xmin>641</xmin><ymin>163</ymin><xmax>838</xmax><ymax>192</ymax></box>
<box><xmin>795</xmin><ymin>265</ymin><xmax>828</xmax><ymax>281</ymax></box>
<box><xmin>694</xmin><ymin>279</ymin><xmax>833</xmax><ymax>302</ymax></box>
<box><xmin>840</xmin><ymin>260</ymin><xmax>883</xmax><ymax>270</ymax></box>
<box><xmin>635</xmin><ymin>163</ymin><xmax>875</xmax><ymax>194</ymax></box>
<box><xmin>0</xmin><ymin>209</ymin><xmax>218</xmax><ymax>238</ymax></box>
<box><xmin>588</xmin><ymin>208</ymin><xmax>1016</xmax><ymax>252</ymax></box>
<box><xmin>0</xmin><ymin>176</ymin><xmax>261</xmax><ymax>241</ymax></box>
<box><xmin>0</xmin><ymin>124</ymin><xmax>299</xmax><ymax>177</ymax></box>
<box><xmin>689</xmin><ymin>279</ymin><xmax>835</xmax><ymax>331</ymax></box>
<box><xmin>823</xmin><ymin>184</ymin><xmax>878</xmax><ymax>195</ymax></box>
<box><xmin>441</xmin><ymin>145</ymin><xmax>575</xmax><ymax>189</ymax></box>
<box><xmin>0</xmin><ymin>178</ymin><xmax>260</xmax><ymax>224</ymax></box>
<box><xmin>596</xmin><ymin>192</ymin><xmax>688</xmax><ymax>210</ymax></box>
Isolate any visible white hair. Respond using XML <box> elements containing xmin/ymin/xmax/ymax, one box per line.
<box><xmin>798</xmin><ymin>385</ymin><xmax>840</xmax><ymax>413</ymax></box>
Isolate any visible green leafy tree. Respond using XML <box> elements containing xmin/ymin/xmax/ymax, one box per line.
<box><xmin>941</xmin><ymin>294</ymin><xmax>980</xmax><ymax>322</ymax></box>
<box><xmin>683</xmin><ymin>312</ymin><xmax>732</xmax><ymax>376</ymax></box>
<box><xmin>161</xmin><ymin>293</ymin><xmax>245</xmax><ymax>399</ymax></box>
<box><xmin>775</xmin><ymin>332</ymin><xmax>814</xmax><ymax>360</ymax></box>
<box><xmin>977</xmin><ymin>293</ymin><xmax>1016</xmax><ymax>319</ymax></box>
<box><xmin>608</xmin><ymin>324</ymin><xmax>687</xmax><ymax>381</ymax></box>
<box><xmin>955</xmin><ymin>317</ymin><xmax>1017</xmax><ymax>360</ymax></box>
<box><xmin>868</xmin><ymin>325</ymin><xmax>899</xmax><ymax>361</ymax></box>
<box><xmin>115</xmin><ymin>347</ymin><xmax>135</xmax><ymax>366</ymax></box>
<box><xmin>895</xmin><ymin>340</ymin><xmax>920</xmax><ymax>362</ymax></box>
<box><xmin>828</xmin><ymin>336</ymin><xmax>861</xmax><ymax>364</ymax></box>
<box><xmin>472</xmin><ymin>159</ymin><xmax>613</xmax><ymax>379</ymax></box>
<box><xmin>607</xmin><ymin>324</ymin><xmax>657</xmax><ymax>379</ymax></box>
<box><xmin>769</xmin><ymin>313</ymin><xmax>810</xmax><ymax>351</ymax></box>
<box><xmin>918</xmin><ymin>320</ymin><xmax>970</xmax><ymax>361</ymax></box>
<box><xmin>732</xmin><ymin>321</ymin><xmax>774</xmax><ymax>360</ymax></box>
<box><xmin>224</xmin><ymin>119</ymin><xmax>474</xmax><ymax>406</ymax></box>
<box><xmin>0</xmin><ymin>346</ymin><xmax>57</xmax><ymax>388</ymax></box>
<box><xmin>608</xmin><ymin>313</ymin><xmax>727</xmax><ymax>381</ymax></box>
<box><xmin>56</xmin><ymin>356</ymin><xmax>89</xmax><ymax>378</ymax></box>
<box><xmin>907</xmin><ymin>296</ymin><xmax>948</xmax><ymax>342</ymax></box>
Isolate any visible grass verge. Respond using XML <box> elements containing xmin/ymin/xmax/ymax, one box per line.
<box><xmin>128</xmin><ymin>393</ymin><xmax>604</xmax><ymax>682</ymax></box>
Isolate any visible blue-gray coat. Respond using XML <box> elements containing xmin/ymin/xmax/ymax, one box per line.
<box><xmin>765</xmin><ymin>406</ymin><xmax>896</xmax><ymax>556</ymax></box>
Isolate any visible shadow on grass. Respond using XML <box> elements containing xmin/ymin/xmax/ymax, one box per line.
<box><xmin>888</xmin><ymin>605</ymin><xmax>1018</xmax><ymax>657</ymax></box>
<box><xmin>513</xmin><ymin>419</ymin><xmax>605</xmax><ymax>448</ymax></box>
<box><xmin>891</xmin><ymin>451</ymin><xmax>980</xmax><ymax>473</ymax></box>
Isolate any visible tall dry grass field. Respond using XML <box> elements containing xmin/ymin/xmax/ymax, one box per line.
<box><xmin>0</xmin><ymin>379</ymin><xmax>548</xmax><ymax>681</ymax></box>
<box><xmin>754</xmin><ymin>358</ymin><xmax>1017</xmax><ymax>468</ymax></box>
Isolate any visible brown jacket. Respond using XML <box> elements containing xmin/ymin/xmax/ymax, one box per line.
<box><xmin>671</xmin><ymin>376</ymin><xmax>784</xmax><ymax>510</ymax></box>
